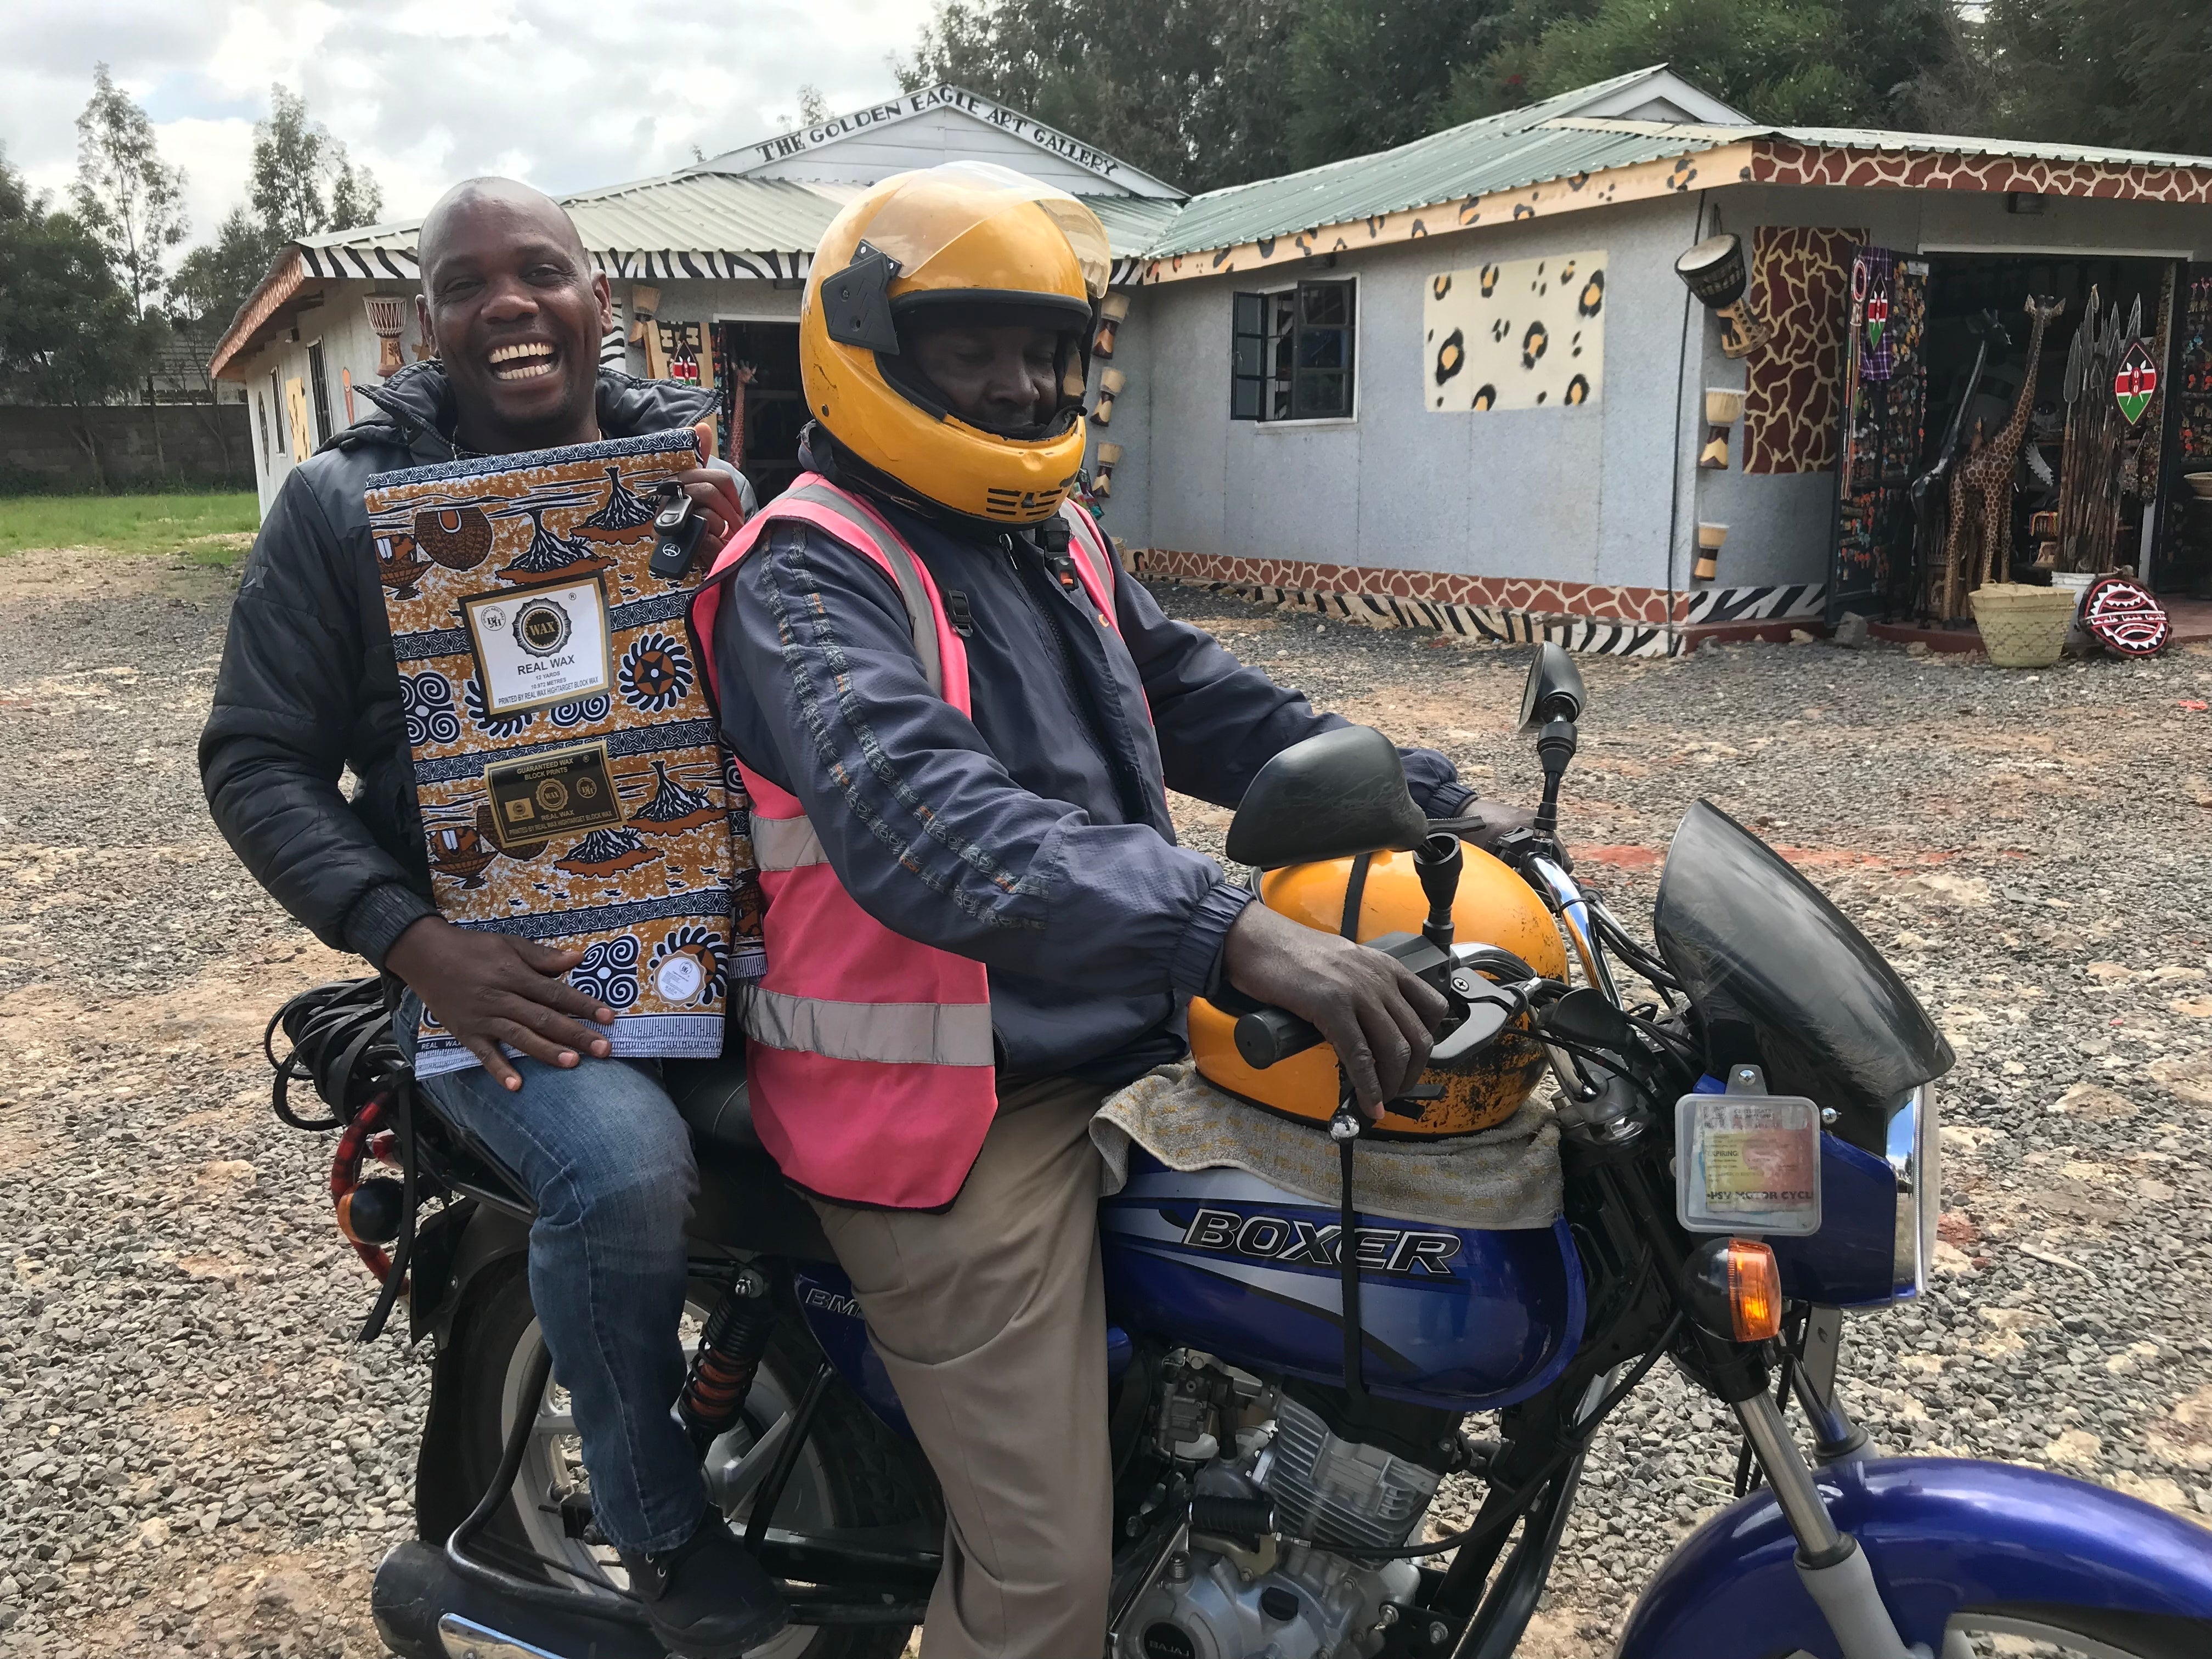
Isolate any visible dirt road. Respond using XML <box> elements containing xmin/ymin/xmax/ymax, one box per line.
<box><xmin>2</xmin><ymin>549</ymin><xmax>2208</xmax><ymax>1657</ymax></box>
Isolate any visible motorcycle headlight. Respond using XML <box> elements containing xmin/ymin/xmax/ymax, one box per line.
<box><xmin>1886</xmin><ymin>1084</ymin><xmax>1940</xmax><ymax>1297</ymax></box>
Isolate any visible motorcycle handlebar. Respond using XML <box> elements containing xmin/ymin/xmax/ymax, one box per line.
<box><xmin>1234</xmin><ymin>1005</ymin><xmax>1325</xmax><ymax>1069</ymax></box>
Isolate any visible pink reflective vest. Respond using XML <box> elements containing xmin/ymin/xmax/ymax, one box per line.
<box><xmin>690</xmin><ymin>474</ymin><xmax>1126</xmax><ymax>1209</ymax></box>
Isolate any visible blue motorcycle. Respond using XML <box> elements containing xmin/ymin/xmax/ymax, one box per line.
<box><xmin>275</xmin><ymin>645</ymin><xmax>2212</xmax><ymax>1659</ymax></box>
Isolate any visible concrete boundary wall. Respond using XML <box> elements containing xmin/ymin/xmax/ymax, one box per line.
<box><xmin>0</xmin><ymin>405</ymin><xmax>253</xmax><ymax>491</ymax></box>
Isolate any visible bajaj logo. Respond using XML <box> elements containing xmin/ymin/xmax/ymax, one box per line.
<box><xmin>1177</xmin><ymin>1207</ymin><xmax>1462</xmax><ymax>1278</ymax></box>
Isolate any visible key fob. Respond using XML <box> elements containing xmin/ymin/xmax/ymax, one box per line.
<box><xmin>650</xmin><ymin>486</ymin><xmax>709</xmax><ymax>580</ymax></box>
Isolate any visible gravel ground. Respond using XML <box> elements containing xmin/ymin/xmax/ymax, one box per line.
<box><xmin>1</xmin><ymin>549</ymin><xmax>2208</xmax><ymax>1658</ymax></box>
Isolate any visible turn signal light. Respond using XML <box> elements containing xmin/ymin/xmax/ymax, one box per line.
<box><xmin>1681</xmin><ymin>1236</ymin><xmax>1783</xmax><ymax>1344</ymax></box>
<box><xmin>1725</xmin><ymin>1239</ymin><xmax>1782</xmax><ymax>1341</ymax></box>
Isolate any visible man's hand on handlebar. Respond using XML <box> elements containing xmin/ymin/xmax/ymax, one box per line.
<box><xmin>1220</xmin><ymin>903</ymin><xmax>1449</xmax><ymax>1119</ymax></box>
<box><xmin>385</xmin><ymin>916</ymin><xmax>616</xmax><ymax>1091</ymax></box>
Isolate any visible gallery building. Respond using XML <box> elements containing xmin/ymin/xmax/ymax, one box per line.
<box><xmin>210</xmin><ymin>68</ymin><xmax>2212</xmax><ymax>653</ymax></box>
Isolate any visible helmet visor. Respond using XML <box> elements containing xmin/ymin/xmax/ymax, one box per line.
<box><xmin>859</xmin><ymin>161</ymin><xmax>1111</xmax><ymax>302</ymax></box>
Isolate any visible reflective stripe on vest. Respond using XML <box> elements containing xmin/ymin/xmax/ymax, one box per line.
<box><xmin>780</xmin><ymin>479</ymin><xmax>948</xmax><ymax>697</ymax></box>
<box><xmin>741</xmin><ymin>985</ymin><xmax>995</xmax><ymax>1068</ymax></box>
<box><xmin>750</xmin><ymin>812</ymin><xmax>826</xmax><ymax>872</ymax></box>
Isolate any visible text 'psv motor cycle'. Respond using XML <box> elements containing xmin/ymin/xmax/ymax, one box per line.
<box><xmin>267</xmin><ymin>645</ymin><xmax>2212</xmax><ymax>1659</ymax></box>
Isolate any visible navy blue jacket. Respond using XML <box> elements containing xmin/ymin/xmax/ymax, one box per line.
<box><xmin>711</xmin><ymin>447</ymin><xmax>1474</xmax><ymax>1085</ymax></box>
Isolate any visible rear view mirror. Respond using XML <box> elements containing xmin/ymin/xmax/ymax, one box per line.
<box><xmin>1226</xmin><ymin>726</ymin><xmax>1430</xmax><ymax>870</ymax></box>
<box><xmin>1519</xmin><ymin>642</ymin><xmax>1586</xmax><ymax>732</ymax></box>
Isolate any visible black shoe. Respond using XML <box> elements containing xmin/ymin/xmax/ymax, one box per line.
<box><xmin>619</xmin><ymin>1509</ymin><xmax>789</xmax><ymax>1658</ymax></box>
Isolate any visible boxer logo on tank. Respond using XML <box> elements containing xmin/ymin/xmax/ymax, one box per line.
<box><xmin>2115</xmin><ymin>340</ymin><xmax>2159</xmax><ymax>426</ymax></box>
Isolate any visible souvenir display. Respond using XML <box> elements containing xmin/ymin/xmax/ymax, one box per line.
<box><xmin>367</xmin><ymin>429</ymin><xmax>764</xmax><ymax>1077</ymax></box>
<box><xmin>1694</xmin><ymin>522</ymin><xmax>1728</xmax><ymax>582</ymax></box>
<box><xmin>1093</xmin><ymin>290</ymin><xmax>1131</xmax><ymax>360</ymax></box>
<box><xmin>364</xmin><ymin>296</ymin><xmax>409</xmax><ymax>378</ymax></box>
<box><xmin>2114</xmin><ymin>339</ymin><xmax>2159</xmax><ymax>426</ymax></box>
<box><xmin>1832</xmin><ymin>253</ymin><xmax>1927</xmax><ymax>617</ymax></box>
<box><xmin>1092</xmin><ymin>441</ymin><xmax>1122</xmax><ymax>498</ymax></box>
<box><xmin>1093</xmin><ymin>366</ymin><xmax>1126</xmax><ymax>428</ymax></box>
<box><xmin>1674</xmin><ymin>232</ymin><xmax>1772</xmax><ymax>359</ymax></box>
<box><xmin>1939</xmin><ymin>295</ymin><xmax>2063</xmax><ymax>618</ymax></box>
<box><xmin>1700</xmin><ymin>387</ymin><xmax>1743</xmax><ymax>470</ymax></box>
<box><xmin>2080</xmin><ymin>575</ymin><xmax>2170</xmax><ymax>655</ymax></box>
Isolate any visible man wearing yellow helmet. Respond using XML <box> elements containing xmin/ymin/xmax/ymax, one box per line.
<box><xmin>695</xmin><ymin>163</ymin><xmax>1520</xmax><ymax>1657</ymax></box>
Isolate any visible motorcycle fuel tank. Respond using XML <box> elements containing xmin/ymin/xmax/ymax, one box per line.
<box><xmin>1100</xmin><ymin>1153</ymin><xmax>1584</xmax><ymax>1410</ymax></box>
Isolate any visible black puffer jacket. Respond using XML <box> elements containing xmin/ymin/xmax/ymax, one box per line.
<box><xmin>199</xmin><ymin>361</ymin><xmax>714</xmax><ymax>968</ymax></box>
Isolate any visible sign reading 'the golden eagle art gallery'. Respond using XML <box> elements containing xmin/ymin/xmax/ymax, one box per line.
<box><xmin>1423</xmin><ymin>251</ymin><xmax>1607</xmax><ymax>413</ymax></box>
<box><xmin>368</xmin><ymin>429</ymin><xmax>765</xmax><ymax>1077</ymax></box>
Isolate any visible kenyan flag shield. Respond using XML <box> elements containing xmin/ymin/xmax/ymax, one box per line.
<box><xmin>2114</xmin><ymin>340</ymin><xmax>2159</xmax><ymax>426</ymax></box>
<box><xmin>1865</xmin><ymin>290</ymin><xmax>1889</xmax><ymax>352</ymax></box>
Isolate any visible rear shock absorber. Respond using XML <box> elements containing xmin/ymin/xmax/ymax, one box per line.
<box><xmin>678</xmin><ymin>1267</ymin><xmax>775</xmax><ymax>1456</ymax></box>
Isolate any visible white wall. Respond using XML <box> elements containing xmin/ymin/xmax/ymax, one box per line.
<box><xmin>1117</xmin><ymin>193</ymin><xmax>1707</xmax><ymax>596</ymax></box>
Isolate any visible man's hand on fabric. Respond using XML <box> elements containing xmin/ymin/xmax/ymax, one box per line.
<box><xmin>673</xmin><ymin>420</ymin><xmax>747</xmax><ymax>550</ymax></box>
<box><xmin>385</xmin><ymin>916</ymin><xmax>616</xmax><ymax>1090</ymax></box>
<box><xmin>1219</xmin><ymin>902</ymin><xmax>1448</xmax><ymax>1119</ymax></box>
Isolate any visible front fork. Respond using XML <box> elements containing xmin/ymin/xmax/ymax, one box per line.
<box><xmin>1728</xmin><ymin>1316</ymin><xmax>1925</xmax><ymax>1659</ymax></box>
<box><xmin>1529</xmin><ymin>859</ymin><xmax>1926</xmax><ymax>1659</ymax></box>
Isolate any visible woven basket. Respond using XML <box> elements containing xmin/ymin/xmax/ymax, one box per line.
<box><xmin>1970</xmin><ymin>583</ymin><xmax>2076</xmax><ymax>668</ymax></box>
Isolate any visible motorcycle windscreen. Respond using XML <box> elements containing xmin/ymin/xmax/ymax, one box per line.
<box><xmin>1654</xmin><ymin>802</ymin><xmax>1953</xmax><ymax>1149</ymax></box>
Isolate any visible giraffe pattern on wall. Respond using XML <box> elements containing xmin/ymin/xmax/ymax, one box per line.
<box><xmin>1940</xmin><ymin>295</ymin><xmax>2066</xmax><ymax>617</ymax></box>
<box><xmin>1743</xmin><ymin>227</ymin><xmax>1866</xmax><ymax>473</ymax></box>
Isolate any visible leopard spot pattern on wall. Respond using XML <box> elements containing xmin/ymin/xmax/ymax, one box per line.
<box><xmin>1521</xmin><ymin>320</ymin><xmax>1549</xmax><ymax>370</ymax></box>
<box><xmin>1435</xmin><ymin>329</ymin><xmax>1466</xmax><ymax>388</ymax></box>
<box><xmin>1744</xmin><ymin>226</ymin><xmax>1866</xmax><ymax>474</ymax></box>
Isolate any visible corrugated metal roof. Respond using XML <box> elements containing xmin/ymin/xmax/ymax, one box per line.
<box><xmin>1147</xmin><ymin>70</ymin><xmax>1737</xmax><ymax>257</ymax></box>
<box><xmin>1769</xmin><ymin>126</ymin><xmax>2212</xmax><ymax>171</ymax></box>
<box><xmin>1144</xmin><ymin>99</ymin><xmax>2212</xmax><ymax>263</ymax></box>
<box><xmin>289</xmin><ymin>171</ymin><xmax>1173</xmax><ymax>273</ymax></box>
<box><xmin>1080</xmin><ymin>194</ymin><xmax>1189</xmax><ymax>256</ymax></box>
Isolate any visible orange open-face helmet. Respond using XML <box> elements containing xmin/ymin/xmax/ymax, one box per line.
<box><xmin>1190</xmin><ymin>841</ymin><xmax>1568</xmax><ymax>1138</ymax></box>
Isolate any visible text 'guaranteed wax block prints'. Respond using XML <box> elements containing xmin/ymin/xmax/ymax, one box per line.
<box><xmin>368</xmin><ymin>428</ymin><xmax>765</xmax><ymax>1076</ymax></box>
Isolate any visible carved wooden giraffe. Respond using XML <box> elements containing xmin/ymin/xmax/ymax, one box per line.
<box><xmin>1940</xmin><ymin>295</ymin><xmax>2066</xmax><ymax>615</ymax></box>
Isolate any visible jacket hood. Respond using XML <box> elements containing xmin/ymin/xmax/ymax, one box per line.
<box><xmin>332</xmin><ymin>359</ymin><xmax>717</xmax><ymax>463</ymax></box>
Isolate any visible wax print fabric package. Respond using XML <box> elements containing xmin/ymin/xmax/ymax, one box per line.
<box><xmin>368</xmin><ymin>428</ymin><xmax>765</xmax><ymax>1076</ymax></box>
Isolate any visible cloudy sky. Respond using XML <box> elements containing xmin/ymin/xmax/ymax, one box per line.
<box><xmin>4</xmin><ymin>0</ymin><xmax>939</xmax><ymax>254</ymax></box>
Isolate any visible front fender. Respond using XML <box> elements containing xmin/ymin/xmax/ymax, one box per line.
<box><xmin>1617</xmin><ymin>1456</ymin><xmax>2212</xmax><ymax>1659</ymax></box>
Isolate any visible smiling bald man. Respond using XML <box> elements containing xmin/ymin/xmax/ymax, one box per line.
<box><xmin>200</xmin><ymin>179</ymin><xmax>785</xmax><ymax>1656</ymax></box>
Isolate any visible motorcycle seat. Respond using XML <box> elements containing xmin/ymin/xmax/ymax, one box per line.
<box><xmin>661</xmin><ymin>1056</ymin><xmax>838</xmax><ymax>1261</ymax></box>
<box><xmin>662</xmin><ymin>1057</ymin><xmax>760</xmax><ymax>1153</ymax></box>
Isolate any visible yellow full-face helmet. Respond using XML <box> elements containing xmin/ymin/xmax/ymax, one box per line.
<box><xmin>1190</xmin><ymin>843</ymin><xmax>1571</xmax><ymax>1138</ymax></box>
<box><xmin>799</xmin><ymin>161</ymin><xmax>1111</xmax><ymax>526</ymax></box>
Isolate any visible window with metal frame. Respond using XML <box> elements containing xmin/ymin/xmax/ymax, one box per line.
<box><xmin>267</xmin><ymin>370</ymin><xmax>284</xmax><ymax>459</ymax></box>
<box><xmin>1231</xmin><ymin>279</ymin><xmax>1356</xmax><ymax>422</ymax></box>
<box><xmin>307</xmin><ymin>342</ymin><xmax>334</xmax><ymax>446</ymax></box>
<box><xmin>255</xmin><ymin>391</ymin><xmax>271</xmax><ymax>461</ymax></box>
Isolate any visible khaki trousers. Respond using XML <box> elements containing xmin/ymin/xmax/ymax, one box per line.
<box><xmin>809</xmin><ymin>1076</ymin><xmax>1113</xmax><ymax>1659</ymax></box>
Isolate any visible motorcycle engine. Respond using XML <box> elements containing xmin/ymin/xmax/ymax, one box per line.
<box><xmin>1121</xmin><ymin>1363</ymin><xmax>1436</xmax><ymax>1659</ymax></box>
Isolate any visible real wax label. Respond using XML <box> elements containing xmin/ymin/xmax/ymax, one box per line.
<box><xmin>463</xmin><ymin>576</ymin><xmax>613</xmax><ymax>714</ymax></box>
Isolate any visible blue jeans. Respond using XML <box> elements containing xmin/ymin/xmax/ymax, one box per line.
<box><xmin>396</xmin><ymin>994</ymin><xmax>704</xmax><ymax>1554</ymax></box>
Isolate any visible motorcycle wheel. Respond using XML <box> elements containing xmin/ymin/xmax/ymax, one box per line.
<box><xmin>439</xmin><ymin>1257</ymin><xmax>933</xmax><ymax>1659</ymax></box>
<box><xmin>1943</xmin><ymin>1610</ymin><xmax>2197</xmax><ymax>1659</ymax></box>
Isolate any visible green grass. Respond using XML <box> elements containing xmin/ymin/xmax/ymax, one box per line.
<box><xmin>0</xmin><ymin>492</ymin><xmax>261</xmax><ymax>562</ymax></box>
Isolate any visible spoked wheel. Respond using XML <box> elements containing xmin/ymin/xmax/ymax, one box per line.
<box><xmin>444</xmin><ymin>1259</ymin><xmax>930</xmax><ymax>1659</ymax></box>
<box><xmin>1942</xmin><ymin>1608</ymin><xmax>2208</xmax><ymax>1659</ymax></box>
